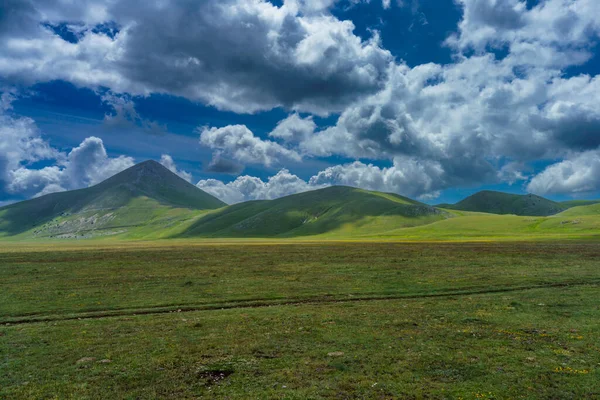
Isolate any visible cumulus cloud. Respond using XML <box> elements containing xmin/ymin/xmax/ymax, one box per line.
<box><xmin>298</xmin><ymin>50</ymin><xmax>600</xmax><ymax>194</ymax></box>
<box><xmin>7</xmin><ymin>136</ymin><xmax>135</xmax><ymax>197</ymax></box>
<box><xmin>269</xmin><ymin>113</ymin><xmax>316</xmax><ymax>143</ymax></box>
<box><xmin>527</xmin><ymin>151</ymin><xmax>600</xmax><ymax>196</ymax></box>
<box><xmin>0</xmin><ymin>94</ymin><xmax>134</xmax><ymax>198</ymax></box>
<box><xmin>197</xmin><ymin>159</ymin><xmax>445</xmax><ymax>204</ymax></box>
<box><xmin>159</xmin><ymin>154</ymin><xmax>192</xmax><ymax>182</ymax></box>
<box><xmin>205</xmin><ymin>155</ymin><xmax>244</xmax><ymax>175</ymax></box>
<box><xmin>65</xmin><ymin>137</ymin><xmax>135</xmax><ymax>188</ymax></box>
<box><xmin>0</xmin><ymin>0</ymin><xmax>392</xmax><ymax>114</ymax></box>
<box><xmin>448</xmin><ymin>0</ymin><xmax>600</xmax><ymax>68</ymax></box>
<box><xmin>200</xmin><ymin>125</ymin><xmax>301</xmax><ymax>167</ymax></box>
<box><xmin>309</xmin><ymin>158</ymin><xmax>444</xmax><ymax>199</ymax></box>
<box><xmin>2</xmin><ymin>0</ymin><xmax>600</xmax><ymax>201</ymax></box>
<box><xmin>0</xmin><ymin>110</ymin><xmax>60</xmax><ymax>193</ymax></box>
<box><xmin>197</xmin><ymin>169</ymin><xmax>315</xmax><ymax>204</ymax></box>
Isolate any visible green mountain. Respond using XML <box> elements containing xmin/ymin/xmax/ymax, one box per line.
<box><xmin>0</xmin><ymin>160</ymin><xmax>225</xmax><ymax>239</ymax></box>
<box><xmin>6</xmin><ymin>160</ymin><xmax>598</xmax><ymax>242</ymax></box>
<box><xmin>181</xmin><ymin>186</ymin><xmax>447</xmax><ymax>238</ymax></box>
<box><xmin>560</xmin><ymin>199</ymin><xmax>600</xmax><ymax>208</ymax></box>
<box><xmin>440</xmin><ymin>190</ymin><xmax>566</xmax><ymax>216</ymax></box>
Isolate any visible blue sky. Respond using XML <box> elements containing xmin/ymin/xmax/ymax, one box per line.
<box><xmin>1</xmin><ymin>0</ymin><xmax>600</xmax><ymax>205</ymax></box>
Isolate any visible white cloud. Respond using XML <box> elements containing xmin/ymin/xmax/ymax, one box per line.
<box><xmin>309</xmin><ymin>157</ymin><xmax>444</xmax><ymax>199</ymax></box>
<box><xmin>0</xmin><ymin>111</ymin><xmax>61</xmax><ymax>192</ymax></box>
<box><xmin>0</xmin><ymin>97</ymin><xmax>135</xmax><ymax>198</ymax></box>
<box><xmin>527</xmin><ymin>151</ymin><xmax>600</xmax><ymax>196</ymax></box>
<box><xmin>65</xmin><ymin>136</ymin><xmax>135</xmax><ymax>188</ymax></box>
<box><xmin>200</xmin><ymin>124</ymin><xmax>301</xmax><ymax>167</ymax></box>
<box><xmin>2</xmin><ymin>0</ymin><xmax>600</xmax><ymax>202</ymax></box>
<box><xmin>0</xmin><ymin>0</ymin><xmax>392</xmax><ymax>114</ymax></box>
<box><xmin>197</xmin><ymin>169</ymin><xmax>315</xmax><ymax>204</ymax></box>
<box><xmin>197</xmin><ymin>159</ymin><xmax>443</xmax><ymax>204</ymax></box>
<box><xmin>159</xmin><ymin>154</ymin><xmax>192</xmax><ymax>182</ymax></box>
<box><xmin>448</xmin><ymin>0</ymin><xmax>600</xmax><ymax>68</ymax></box>
<box><xmin>269</xmin><ymin>113</ymin><xmax>316</xmax><ymax>143</ymax></box>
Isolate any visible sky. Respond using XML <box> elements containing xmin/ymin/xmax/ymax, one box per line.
<box><xmin>1</xmin><ymin>0</ymin><xmax>600</xmax><ymax>206</ymax></box>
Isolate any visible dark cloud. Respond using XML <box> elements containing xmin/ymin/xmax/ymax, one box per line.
<box><xmin>205</xmin><ymin>155</ymin><xmax>244</xmax><ymax>175</ymax></box>
<box><xmin>0</xmin><ymin>0</ymin><xmax>392</xmax><ymax>115</ymax></box>
<box><xmin>2</xmin><ymin>0</ymin><xmax>600</xmax><ymax>199</ymax></box>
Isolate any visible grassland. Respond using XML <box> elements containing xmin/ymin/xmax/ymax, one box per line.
<box><xmin>2</xmin><ymin>241</ymin><xmax>600</xmax><ymax>399</ymax></box>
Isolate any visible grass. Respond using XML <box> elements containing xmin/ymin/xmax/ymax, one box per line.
<box><xmin>1</xmin><ymin>241</ymin><xmax>600</xmax><ymax>398</ymax></box>
<box><xmin>181</xmin><ymin>186</ymin><xmax>444</xmax><ymax>238</ymax></box>
<box><xmin>441</xmin><ymin>190</ymin><xmax>566</xmax><ymax>216</ymax></box>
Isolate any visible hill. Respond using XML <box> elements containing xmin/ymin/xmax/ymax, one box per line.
<box><xmin>0</xmin><ymin>160</ymin><xmax>225</xmax><ymax>239</ymax></box>
<box><xmin>556</xmin><ymin>202</ymin><xmax>600</xmax><ymax>217</ymax></box>
<box><xmin>560</xmin><ymin>199</ymin><xmax>600</xmax><ymax>208</ymax></box>
<box><xmin>181</xmin><ymin>186</ymin><xmax>447</xmax><ymax>238</ymax></box>
<box><xmin>440</xmin><ymin>190</ymin><xmax>566</xmax><ymax>216</ymax></box>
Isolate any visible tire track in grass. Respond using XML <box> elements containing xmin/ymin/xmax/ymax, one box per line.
<box><xmin>2</xmin><ymin>280</ymin><xmax>599</xmax><ymax>325</ymax></box>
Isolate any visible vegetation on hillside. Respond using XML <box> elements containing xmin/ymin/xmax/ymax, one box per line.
<box><xmin>440</xmin><ymin>190</ymin><xmax>567</xmax><ymax>216</ymax></box>
<box><xmin>0</xmin><ymin>161</ymin><xmax>224</xmax><ymax>239</ymax></box>
<box><xmin>182</xmin><ymin>186</ymin><xmax>446</xmax><ymax>238</ymax></box>
<box><xmin>1</xmin><ymin>162</ymin><xmax>600</xmax><ymax>241</ymax></box>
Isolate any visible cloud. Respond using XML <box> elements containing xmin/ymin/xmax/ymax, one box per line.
<box><xmin>2</xmin><ymin>0</ymin><xmax>600</xmax><ymax>201</ymax></box>
<box><xmin>497</xmin><ymin>161</ymin><xmax>528</xmax><ymax>185</ymax></box>
<box><xmin>527</xmin><ymin>151</ymin><xmax>600</xmax><ymax>196</ymax></box>
<box><xmin>6</xmin><ymin>136</ymin><xmax>135</xmax><ymax>198</ymax></box>
<box><xmin>205</xmin><ymin>155</ymin><xmax>244</xmax><ymax>175</ymax></box>
<box><xmin>197</xmin><ymin>169</ymin><xmax>315</xmax><ymax>204</ymax></box>
<box><xmin>200</xmin><ymin>125</ymin><xmax>301</xmax><ymax>167</ymax></box>
<box><xmin>0</xmin><ymin>0</ymin><xmax>392</xmax><ymax>114</ymax></box>
<box><xmin>159</xmin><ymin>154</ymin><xmax>192</xmax><ymax>182</ymax></box>
<box><xmin>0</xmin><ymin>95</ymin><xmax>134</xmax><ymax>198</ymax></box>
<box><xmin>447</xmin><ymin>0</ymin><xmax>600</xmax><ymax>68</ymax></box>
<box><xmin>65</xmin><ymin>136</ymin><xmax>135</xmax><ymax>188</ymax></box>
<box><xmin>102</xmin><ymin>92</ymin><xmax>167</xmax><ymax>135</ymax></box>
<box><xmin>0</xmin><ymin>107</ymin><xmax>60</xmax><ymax>192</ymax></box>
<box><xmin>269</xmin><ymin>113</ymin><xmax>316</xmax><ymax>143</ymax></box>
<box><xmin>298</xmin><ymin>46</ymin><xmax>600</xmax><ymax>195</ymax></box>
<box><xmin>197</xmin><ymin>159</ymin><xmax>444</xmax><ymax>204</ymax></box>
<box><xmin>309</xmin><ymin>158</ymin><xmax>444</xmax><ymax>199</ymax></box>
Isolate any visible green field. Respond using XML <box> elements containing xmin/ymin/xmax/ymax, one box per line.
<box><xmin>2</xmin><ymin>241</ymin><xmax>600</xmax><ymax>399</ymax></box>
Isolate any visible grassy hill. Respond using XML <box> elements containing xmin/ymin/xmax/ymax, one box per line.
<box><xmin>181</xmin><ymin>186</ymin><xmax>448</xmax><ymax>238</ymax></box>
<box><xmin>3</xmin><ymin>161</ymin><xmax>600</xmax><ymax>242</ymax></box>
<box><xmin>560</xmin><ymin>199</ymin><xmax>600</xmax><ymax>208</ymax></box>
<box><xmin>441</xmin><ymin>190</ymin><xmax>566</xmax><ymax>216</ymax></box>
<box><xmin>0</xmin><ymin>161</ymin><xmax>225</xmax><ymax>240</ymax></box>
<box><xmin>556</xmin><ymin>202</ymin><xmax>600</xmax><ymax>217</ymax></box>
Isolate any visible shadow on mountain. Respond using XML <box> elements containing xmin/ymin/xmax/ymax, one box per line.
<box><xmin>178</xmin><ymin>186</ymin><xmax>446</xmax><ymax>238</ymax></box>
<box><xmin>0</xmin><ymin>161</ymin><xmax>225</xmax><ymax>237</ymax></box>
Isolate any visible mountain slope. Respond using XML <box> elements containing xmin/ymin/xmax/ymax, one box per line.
<box><xmin>440</xmin><ymin>191</ymin><xmax>566</xmax><ymax>216</ymax></box>
<box><xmin>560</xmin><ymin>199</ymin><xmax>600</xmax><ymax>208</ymax></box>
<box><xmin>556</xmin><ymin>202</ymin><xmax>600</xmax><ymax>217</ymax></box>
<box><xmin>181</xmin><ymin>186</ymin><xmax>447</xmax><ymax>238</ymax></box>
<box><xmin>0</xmin><ymin>160</ymin><xmax>225</xmax><ymax>239</ymax></box>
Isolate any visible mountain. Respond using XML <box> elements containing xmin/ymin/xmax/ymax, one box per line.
<box><xmin>180</xmin><ymin>186</ymin><xmax>447</xmax><ymax>238</ymax></box>
<box><xmin>439</xmin><ymin>190</ymin><xmax>566</xmax><ymax>216</ymax></box>
<box><xmin>0</xmin><ymin>160</ymin><xmax>225</xmax><ymax>239</ymax></box>
<box><xmin>560</xmin><ymin>199</ymin><xmax>600</xmax><ymax>208</ymax></box>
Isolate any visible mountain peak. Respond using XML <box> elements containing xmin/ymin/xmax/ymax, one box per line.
<box><xmin>445</xmin><ymin>190</ymin><xmax>566</xmax><ymax>216</ymax></box>
<box><xmin>0</xmin><ymin>159</ymin><xmax>225</xmax><ymax>238</ymax></box>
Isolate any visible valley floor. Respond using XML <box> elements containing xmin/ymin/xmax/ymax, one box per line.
<box><xmin>1</xmin><ymin>242</ymin><xmax>599</xmax><ymax>398</ymax></box>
